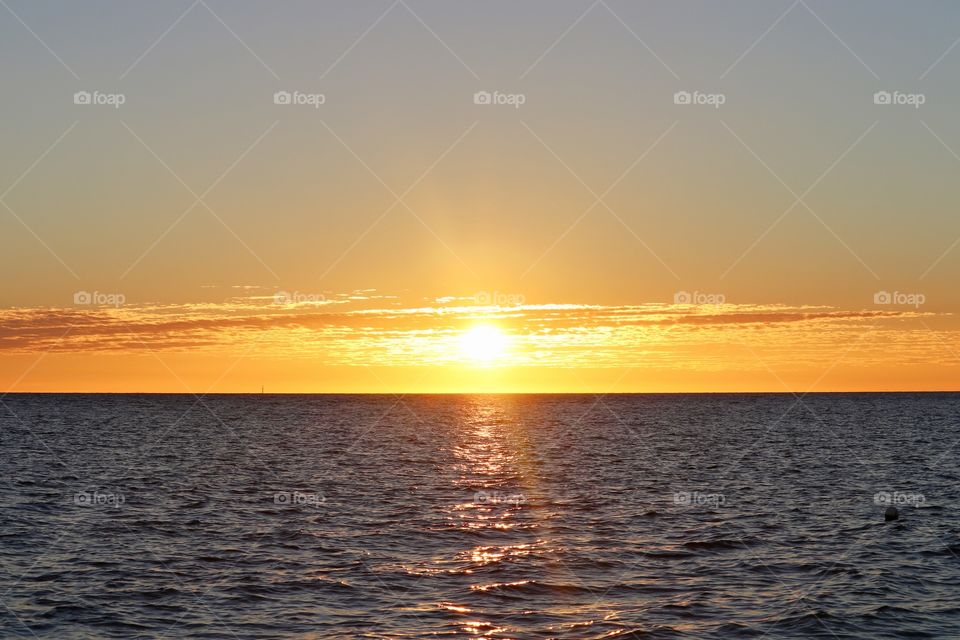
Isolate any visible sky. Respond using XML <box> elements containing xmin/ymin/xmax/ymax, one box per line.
<box><xmin>1</xmin><ymin>0</ymin><xmax>960</xmax><ymax>392</ymax></box>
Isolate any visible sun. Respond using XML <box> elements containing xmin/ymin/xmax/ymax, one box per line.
<box><xmin>460</xmin><ymin>325</ymin><xmax>509</xmax><ymax>365</ymax></box>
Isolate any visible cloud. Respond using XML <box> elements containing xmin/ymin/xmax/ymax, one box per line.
<box><xmin>0</xmin><ymin>295</ymin><xmax>946</xmax><ymax>371</ymax></box>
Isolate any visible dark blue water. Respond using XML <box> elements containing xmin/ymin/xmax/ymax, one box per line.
<box><xmin>1</xmin><ymin>393</ymin><xmax>959</xmax><ymax>638</ymax></box>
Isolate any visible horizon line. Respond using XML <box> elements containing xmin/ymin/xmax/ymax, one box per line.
<box><xmin>4</xmin><ymin>390</ymin><xmax>959</xmax><ymax>395</ymax></box>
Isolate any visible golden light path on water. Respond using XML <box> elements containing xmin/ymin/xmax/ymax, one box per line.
<box><xmin>428</xmin><ymin>398</ymin><xmax>617</xmax><ymax>636</ymax></box>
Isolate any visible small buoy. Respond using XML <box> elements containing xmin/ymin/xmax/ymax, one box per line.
<box><xmin>884</xmin><ymin>506</ymin><xmax>899</xmax><ymax>521</ymax></box>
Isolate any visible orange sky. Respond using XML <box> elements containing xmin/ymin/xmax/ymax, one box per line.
<box><xmin>2</xmin><ymin>291</ymin><xmax>957</xmax><ymax>393</ymax></box>
<box><xmin>3</xmin><ymin>3</ymin><xmax>960</xmax><ymax>392</ymax></box>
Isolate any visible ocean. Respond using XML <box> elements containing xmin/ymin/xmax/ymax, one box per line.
<box><xmin>1</xmin><ymin>393</ymin><xmax>958</xmax><ymax>638</ymax></box>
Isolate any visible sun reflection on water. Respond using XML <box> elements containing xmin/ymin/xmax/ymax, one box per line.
<box><xmin>433</xmin><ymin>397</ymin><xmax>589</xmax><ymax>636</ymax></box>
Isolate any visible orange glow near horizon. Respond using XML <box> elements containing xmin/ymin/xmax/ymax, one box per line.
<box><xmin>0</xmin><ymin>292</ymin><xmax>958</xmax><ymax>393</ymax></box>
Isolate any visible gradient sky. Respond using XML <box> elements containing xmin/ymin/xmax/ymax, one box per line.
<box><xmin>2</xmin><ymin>0</ymin><xmax>960</xmax><ymax>392</ymax></box>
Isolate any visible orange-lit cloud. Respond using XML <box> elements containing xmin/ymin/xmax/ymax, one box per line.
<box><xmin>2</xmin><ymin>293</ymin><xmax>955</xmax><ymax>370</ymax></box>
